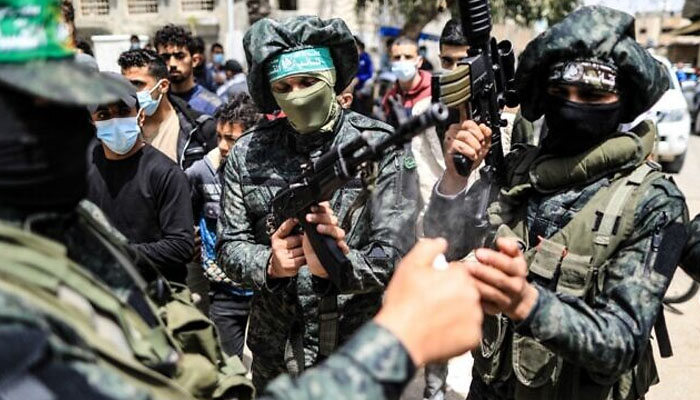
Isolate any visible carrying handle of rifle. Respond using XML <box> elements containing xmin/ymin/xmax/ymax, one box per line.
<box><xmin>299</xmin><ymin>215</ymin><xmax>352</xmax><ymax>289</ymax></box>
<box><xmin>453</xmin><ymin>103</ymin><xmax>474</xmax><ymax>177</ymax></box>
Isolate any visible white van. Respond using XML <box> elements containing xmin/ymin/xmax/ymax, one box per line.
<box><xmin>651</xmin><ymin>55</ymin><xmax>691</xmax><ymax>173</ymax></box>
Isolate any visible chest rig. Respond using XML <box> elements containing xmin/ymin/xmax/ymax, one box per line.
<box><xmin>474</xmin><ymin>121</ymin><xmax>665</xmax><ymax>400</ymax></box>
<box><xmin>0</xmin><ymin>203</ymin><xmax>253</xmax><ymax>400</ymax></box>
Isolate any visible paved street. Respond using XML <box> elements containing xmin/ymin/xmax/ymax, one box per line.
<box><xmin>403</xmin><ymin>134</ymin><xmax>700</xmax><ymax>400</ymax></box>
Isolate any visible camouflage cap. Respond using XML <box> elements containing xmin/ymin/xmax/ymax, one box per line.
<box><xmin>515</xmin><ymin>6</ymin><xmax>669</xmax><ymax>123</ymax></box>
<box><xmin>0</xmin><ymin>0</ymin><xmax>131</xmax><ymax>105</ymax></box>
<box><xmin>243</xmin><ymin>16</ymin><xmax>358</xmax><ymax>113</ymax></box>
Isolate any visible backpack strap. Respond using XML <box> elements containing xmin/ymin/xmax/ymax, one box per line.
<box><xmin>591</xmin><ymin>162</ymin><xmax>657</xmax><ymax>266</ymax></box>
<box><xmin>520</xmin><ymin>161</ymin><xmax>663</xmax><ymax>298</ymax></box>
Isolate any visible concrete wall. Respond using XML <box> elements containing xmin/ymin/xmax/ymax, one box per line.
<box><xmin>75</xmin><ymin>0</ymin><xmax>236</xmax><ymax>60</ymax></box>
<box><xmin>74</xmin><ymin>0</ymin><xmax>379</xmax><ymax>69</ymax></box>
<box><xmin>74</xmin><ymin>0</ymin><xmax>538</xmax><ymax>73</ymax></box>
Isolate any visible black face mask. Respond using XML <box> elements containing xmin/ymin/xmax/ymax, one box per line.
<box><xmin>543</xmin><ymin>94</ymin><xmax>622</xmax><ymax>155</ymax></box>
<box><xmin>0</xmin><ymin>87</ymin><xmax>95</xmax><ymax>212</ymax></box>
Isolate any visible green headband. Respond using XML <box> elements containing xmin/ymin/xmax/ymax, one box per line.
<box><xmin>267</xmin><ymin>47</ymin><xmax>334</xmax><ymax>82</ymax></box>
<box><xmin>0</xmin><ymin>0</ymin><xmax>74</xmax><ymax>63</ymax></box>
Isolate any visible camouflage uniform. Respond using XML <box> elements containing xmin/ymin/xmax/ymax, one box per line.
<box><xmin>0</xmin><ymin>201</ymin><xmax>254</xmax><ymax>400</ymax></box>
<box><xmin>257</xmin><ymin>322</ymin><xmax>416</xmax><ymax>400</ymax></box>
<box><xmin>0</xmin><ymin>1</ymin><xmax>253</xmax><ymax>397</ymax></box>
<box><xmin>426</xmin><ymin>150</ymin><xmax>686</xmax><ymax>399</ymax></box>
<box><xmin>1</xmin><ymin>200</ymin><xmax>418</xmax><ymax>400</ymax></box>
<box><xmin>217</xmin><ymin>16</ymin><xmax>420</xmax><ymax>390</ymax></box>
<box><xmin>2</xmin><ymin>202</ymin><xmax>422</xmax><ymax>400</ymax></box>
<box><xmin>217</xmin><ymin>110</ymin><xmax>419</xmax><ymax>388</ymax></box>
<box><xmin>425</xmin><ymin>7</ymin><xmax>688</xmax><ymax>400</ymax></box>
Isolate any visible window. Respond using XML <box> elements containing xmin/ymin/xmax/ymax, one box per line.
<box><xmin>128</xmin><ymin>0</ymin><xmax>158</xmax><ymax>14</ymax></box>
<box><xmin>80</xmin><ymin>0</ymin><xmax>109</xmax><ymax>16</ymax></box>
<box><xmin>182</xmin><ymin>0</ymin><xmax>215</xmax><ymax>11</ymax></box>
<box><xmin>278</xmin><ymin>0</ymin><xmax>297</xmax><ymax>10</ymax></box>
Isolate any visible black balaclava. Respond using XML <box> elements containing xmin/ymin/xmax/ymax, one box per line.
<box><xmin>0</xmin><ymin>86</ymin><xmax>95</xmax><ymax>212</ymax></box>
<box><xmin>542</xmin><ymin>94</ymin><xmax>622</xmax><ymax>155</ymax></box>
<box><xmin>541</xmin><ymin>60</ymin><xmax>623</xmax><ymax>155</ymax></box>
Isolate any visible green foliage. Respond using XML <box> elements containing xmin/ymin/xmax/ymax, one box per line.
<box><xmin>491</xmin><ymin>0</ymin><xmax>581</xmax><ymax>26</ymax></box>
<box><xmin>356</xmin><ymin>0</ymin><xmax>581</xmax><ymax>31</ymax></box>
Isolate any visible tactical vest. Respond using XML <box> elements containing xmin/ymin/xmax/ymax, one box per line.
<box><xmin>0</xmin><ymin>204</ymin><xmax>254</xmax><ymax>400</ymax></box>
<box><xmin>0</xmin><ymin>221</ymin><xmax>198</xmax><ymax>400</ymax></box>
<box><xmin>474</xmin><ymin>121</ymin><xmax>664</xmax><ymax>400</ymax></box>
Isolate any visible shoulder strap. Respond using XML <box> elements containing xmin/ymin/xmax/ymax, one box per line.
<box><xmin>591</xmin><ymin>162</ymin><xmax>657</xmax><ymax>265</ymax></box>
<box><xmin>541</xmin><ymin>162</ymin><xmax>659</xmax><ymax>265</ymax></box>
<box><xmin>515</xmin><ymin>162</ymin><xmax>663</xmax><ymax>299</ymax></box>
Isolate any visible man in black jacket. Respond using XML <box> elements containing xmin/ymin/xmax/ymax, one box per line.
<box><xmin>87</xmin><ymin>72</ymin><xmax>194</xmax><ymax>283</ymax></box>
<box><xmin>119</xmin><ymin>48</ymin><xmax>217</xmax><ymax>170</ymax></box>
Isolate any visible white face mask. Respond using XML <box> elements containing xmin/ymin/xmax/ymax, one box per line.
<box><xmin>136</xmin><ymin>79</ymin><xmax>166</xmax><ymax>117</ymax></box>
<box><xmin>391</xmin><ymin>60</ymin><xmax>418</xmax><ymax>82</ymax></box>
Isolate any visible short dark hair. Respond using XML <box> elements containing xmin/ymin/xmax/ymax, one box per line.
<box><xmin>211</xmin><ymin>42</ymin><xmax>224</xmax><ymax>52</ymax></box>
<box><xmin>118</xmin><ymin>49</ymin><xmax>168</xmax><ymax>81</ymax></box>
<box><xmin>224</xmin><ymin>59</ymin><xmax>244</xmax><ymax>74</ymax></box>
<box><xmin>75</xmin><ymin>38</ymin><xmax>93</xmax><ymax>57</ymax></box>
<box><xmin>391</xmin><ymin>36</ymin><xmax>419</xmax><ymax>54</ymax></box>
<box><xmin>190</xmin><ymin>36</ymin><xmax>205</xmax><ymax>55</ymax></box>
<box><xmin>214</xmin><ymin>92</ymin><xmax>260</xmax><ymax>131</ymax></box>
<box><xmin>153</xmin><ymin>24</ymin><xmax>197</xmax><ymax>55</ymax></box>
<box><xmin>440</xmin><ymin>19</ymin><xmax>468</xmax><ymax>48</ymax></box>
<box><xmin>130</xmin><ymin>34</ymin><xmax>140</xmax><ymax>42</ymax></box>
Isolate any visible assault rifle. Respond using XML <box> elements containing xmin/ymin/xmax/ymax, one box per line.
<box><xmin>432</xmin><ymin>0</ymin><xmax>518</xmax><ymax>233</ymax></box>
<box><xmin>269</xmin><ymin>104</ymin><xmax>448</xmax><ymax>288</ymax></box>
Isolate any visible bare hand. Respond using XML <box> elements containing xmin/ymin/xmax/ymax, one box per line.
<box><xmin>374</xmin><ymin>238</ymin><xmax>483</xmax><ymax>367</ymax></box>
<box><xmin>268</xmin><ymin>218</ymin><xmax>305</xmax><ymax>278</ymax></box>
<box><xmin>469</xmin><ymin>238</ymin><xmax>538</xmax><ymax>321</ymax></box>
<box><xmin>302</xmin><ymin>202</ymin><xmax>349</xmax><ymax>279</ymax></box>
<box><xmin>440</xmin><ymin>120</ymin><xmax>492</xmax><ymax>195</ymax></box>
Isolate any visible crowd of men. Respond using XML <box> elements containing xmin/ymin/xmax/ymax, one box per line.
<box><xmin>3</xmin><ymin>1</ymin><xmax>700</xmax><ymax>400</ymax></box>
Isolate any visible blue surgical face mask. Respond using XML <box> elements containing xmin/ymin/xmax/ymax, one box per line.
<box><xmin>213</xmin><ymin>53</ymin><xmax>224</xmax><ymax>65</ymax></box>
<box><xmin>136</xmin><ymin>79</ymin><xmax>165</xmax><ymax>117</ymax></box>
<box><xmin>391</xmin><ymin>60</ymin><xmax>418</xmax><ymax>82</ymax></box>
<box><xmin>95</xmin><ymin>116</ymin><xmax>141</xmax><ymax>155</ymax></box>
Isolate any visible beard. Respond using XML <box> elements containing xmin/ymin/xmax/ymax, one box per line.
<box><xmin>168</xmin><ymin>70</ymin><xmax>187</xmax><ymax>83</ymax></box>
